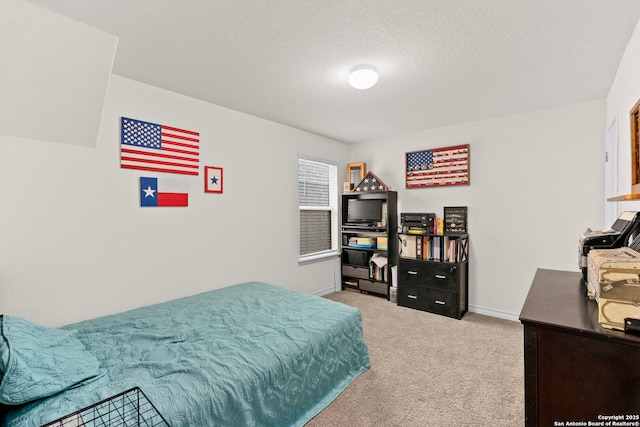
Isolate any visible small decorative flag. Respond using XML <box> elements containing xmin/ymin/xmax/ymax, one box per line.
<box><xmin>353</xmin><ymin>171</ymin><xmax>388</xmax><ymax>192</ymax></box>
<box><xmin>204</xmin><ymin>166</ymin><xmax>223</xmax><ymax>193</ymax></box>
<box><xmin>140</xmin><ymin>177</ymin><xmax>188</xmax><ymax>207</ymax></box>
<box><xmin>121</xmin><ymin>117</ymin><xmax>200</xmax><ymax>176</ymax></box>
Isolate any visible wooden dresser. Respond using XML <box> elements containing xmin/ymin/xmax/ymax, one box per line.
<box><xmin>519</xmin><ymin>268</ymin><xmax>640</xmax><ymax>426</ymax></box>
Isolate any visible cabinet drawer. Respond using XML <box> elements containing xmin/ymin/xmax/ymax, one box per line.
<box><xmin>398</xmin><ymin>285</ymin><xmax>459</xmax><ymax>318</ymax></box>
<box><xmin>359</xmin><ymin>279</ymin><xmax>387</xmax><ymax>295</ymax></box>
<box><xmin>399</xmin><ymin>259</ymin><xmax>459</xmax><ymax>291</ymax></box>
<box><xmin>342</xmin><ymin>265</ymin><xmax>370</xmax><ymax>279</ymax></box>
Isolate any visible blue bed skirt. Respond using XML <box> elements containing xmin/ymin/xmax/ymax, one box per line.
<box><xmin>4</xmin><ymin>282</ymin><xmax>370</xmax><ymax>426</ymax></box>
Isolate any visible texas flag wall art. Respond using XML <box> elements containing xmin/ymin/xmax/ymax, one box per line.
<box><xmin>140</xmin><ymin>177</ymin><xmax>188</xmax><ymax>207</ymax></box>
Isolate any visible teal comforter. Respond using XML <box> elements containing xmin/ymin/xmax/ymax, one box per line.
<box><xmin>4</xmin><ymin>282</ymin><xmax>370</xmax><ymax>426</ymax></box>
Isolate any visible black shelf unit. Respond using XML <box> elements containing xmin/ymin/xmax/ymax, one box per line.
<box><xmin>340</xmin><ymin>191</ymin><xmax>398</xmax><ymax>299</ymax></box>
<box><xmin>397</xmin><ymin>209</ymin><xmax>469</xmax><ymax>319</ymax></box>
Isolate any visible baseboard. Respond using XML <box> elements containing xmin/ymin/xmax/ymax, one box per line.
<box><xmin>468</xmin><ymin>305</ymin><xmax>519</xmax><ymax>322</ymax></box>
<box><xmin>318</xmin><ymin>287</ymin><xmax>521</xmax><ymax>322</ymax></box>
<box><xmin>314</xmin><ymin>287</ymin><xmax>338</xmax><ymax>297</ymax></box>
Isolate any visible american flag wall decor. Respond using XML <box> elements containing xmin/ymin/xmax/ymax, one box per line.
<box><xmin>121</xmin><ymin>117</ymin><xmax>200</xmax><ymax>176</ymax></box>
<box><xmin>405</xmin><ymin>144</ymin><xmax>470</xmax><ymax>188</ymax></box>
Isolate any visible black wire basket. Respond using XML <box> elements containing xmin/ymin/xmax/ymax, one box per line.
<box><xmin>41</xmin><ymin>387</ymin><xmax>169</xmax><ymax>427</ymax></box>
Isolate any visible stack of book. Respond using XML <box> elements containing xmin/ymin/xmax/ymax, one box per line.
<box><xmin>347</xmin><ymin>237</ymin><xmax>376</xmax><ymax>248</ymax></box>
<box><xmin>400</xmin><ymin>234</ymin><xmax>461</xmax><ymax>262</ymax></box>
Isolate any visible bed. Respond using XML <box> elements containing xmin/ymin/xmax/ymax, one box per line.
<box><xmin>0</xmin><ymin>282</ymin><xmax>370</xmax><ymax>426</ymax></box>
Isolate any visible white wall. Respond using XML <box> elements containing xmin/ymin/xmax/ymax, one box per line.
<box><xmin>349</xmin><ymin>100</ymin><xmax>605</xmax><ymax>318</ymax></box>
<box><xmin>1</xmin><ymin>2</ymin><xmax>627</xmax><ymax>326</ymax></box>
<box><xmin>0</xmin><ymin>1</ymin><xmax>116</xmax><ymax>147</ymax></box>
<box><xmin>608</xmin><ymin>19</ymin><xmax>640</xmax><ymax>213</ymax></box>
<box><xmin>0</xmin><ymin>75</ymin><xmax>348</xmax><ymax>327</ymax></box>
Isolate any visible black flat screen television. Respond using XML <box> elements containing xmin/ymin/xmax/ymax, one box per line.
<box><xmin>347</xmin><ymin>199</ymin><xmax>383</xmax><ymax>224</ymax></box>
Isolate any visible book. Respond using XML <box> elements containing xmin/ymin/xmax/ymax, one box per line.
<box><xmin>400</xmin><ymin>234</ymin><xmax>417</xmax><ymax>258</ymax></box>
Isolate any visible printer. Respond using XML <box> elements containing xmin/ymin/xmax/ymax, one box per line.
<box><xmin>579</xmin><ymin>211</ymin><xmax>640</xmax><ymax>282</ymax></box>
<box><xmin>401</xmin><ymin>212</ymin><xmax>436</xmax><ymax>234</ymax></box>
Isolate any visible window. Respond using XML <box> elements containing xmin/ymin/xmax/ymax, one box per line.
<box><xmin>298</xmin><ymin>157</ymin><xmax>339</xmax><ymax>262</ymax></box>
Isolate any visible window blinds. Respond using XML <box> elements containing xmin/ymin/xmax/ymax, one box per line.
<box><xmin>298</xmin><ymin>158</ymin><xmax>338</xmax><ymax>258</ymax></box>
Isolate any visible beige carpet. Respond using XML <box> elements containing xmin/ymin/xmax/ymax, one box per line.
<box><xmin>306</xmin><ymin>291</ymin><xmax>524</xmax><ymax>427</ymax></box>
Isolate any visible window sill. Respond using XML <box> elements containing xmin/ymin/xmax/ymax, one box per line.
<box><xmin>298</xmin><ymin>251</ymin><xmax>340</xmax><ymax>265</ymax></box>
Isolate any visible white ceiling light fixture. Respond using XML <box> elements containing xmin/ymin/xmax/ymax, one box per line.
<box><xmin>348</xmin><ymin>65</ymin><xmax>379</xmax><ymax>90</ymax></box>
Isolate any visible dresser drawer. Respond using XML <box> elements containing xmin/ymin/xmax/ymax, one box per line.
<box><xmin>397</xmin><ymin>284</ymin><xmax>459</xmax><ymax>318</ymax></box>
<box><xmin>398</xmin><ymin>259</ymin><xmax>459</xmax><ymax>291</ymax></box>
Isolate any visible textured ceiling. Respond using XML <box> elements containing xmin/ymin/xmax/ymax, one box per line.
<box><xmin>27</xmin><ymin>0</ymin><xmax>640</xmax><ymax>143</ymax></box>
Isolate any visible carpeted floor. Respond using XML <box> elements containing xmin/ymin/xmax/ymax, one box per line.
<box><xmin>306</xmin><ymin>291</ymin><xmax>524</xmax><ymax>426</ymax></box>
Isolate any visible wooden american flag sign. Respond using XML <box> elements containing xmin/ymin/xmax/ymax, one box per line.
<box><xmin>405</xmin><ymin>144</ymin><xmax>470</xmax><ymax>188</ymax></box>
